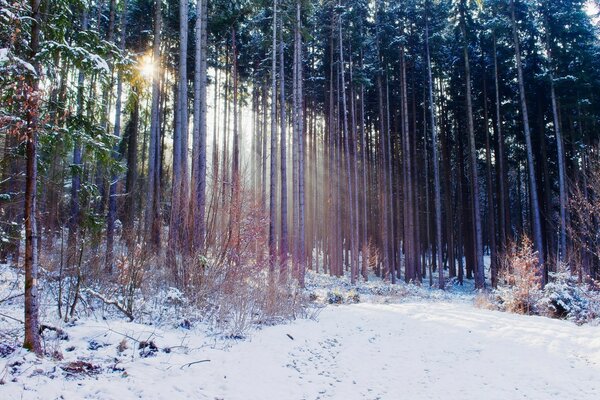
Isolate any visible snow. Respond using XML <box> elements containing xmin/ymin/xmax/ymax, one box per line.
<box><xmin>0</xmin><ymin>48</ymin><xmax>36</xmax><ymax>75</ymax></box>
<box><xmin>2</xmin><ymin>262</ymin><xmax>600</xmax><ymax>399</ymax></box>
<box><xmin>2</xmin><ymin>300</ymin><xmax>599</xmax><ymax>399</ymax></box>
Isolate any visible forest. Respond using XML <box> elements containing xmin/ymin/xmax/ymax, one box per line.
<box><xmin>1</xmin><ymin>1</ymin><xmax>600</xmax><ymax>394</ymax></box>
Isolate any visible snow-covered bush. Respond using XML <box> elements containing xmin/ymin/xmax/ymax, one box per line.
<box><xmin>537</xmin><ymin>266</ymin><xmax>599</xmax><ymax>324</ymax></box>
<box><xmin>492</xmin><ymin>240</ymin><xmax>600</xmax><ymax>324</ymax></box>
<box><xmin>326</xmin><ymin>290</ymin><xmax>344</xmax><ymax>304</ymax></box>
<box><xmin>346</xmin><ymin>290</ymin><xmax>360</xmax><ymax>304</ymax></box>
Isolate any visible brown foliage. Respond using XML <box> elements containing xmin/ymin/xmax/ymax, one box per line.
<box><xmin>497</xmin><ymin>237</ymin><xmax>541</xmax><ymax>314</ymax></box>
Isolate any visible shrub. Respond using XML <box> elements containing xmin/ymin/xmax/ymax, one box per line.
<box><xmin>496</xmin><ymin>237</ymin><xmax>541</xmax><ymax>315</ymax></box>
<box><xmin>326</xmin><ymin>290</ymin><xmax>344</xmax><ymax>304</ymax></box>
<box><xmin>537</xmin><ymin>265</ymin><xmax>598</xmax><ymax>323</ymax></box>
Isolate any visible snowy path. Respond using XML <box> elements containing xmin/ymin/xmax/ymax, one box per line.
<box><xmin>4</xmin><ymin>302</ymin><xmax>600</xmax><ymax>399</ymax></box>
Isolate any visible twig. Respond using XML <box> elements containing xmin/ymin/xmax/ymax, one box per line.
<box><xmin>0</xmin><ymin>293</ymin><xmax>24</xmax><ymax>304</ymax></box>
<box><xmin>0</xmin><ymin>312</ymin><xmax>23</xmax><ymax>324</ymax></box>
<box><xmin>180</xmin><ymin>359</ymin><xmax>210</xmax><ymax>369</ymax></box>
<box><xmin>84</xmin><ymin>288</ymin><xmax>134</xmax><ymax>321</ymax></box>
<box><xmin>106</xmin><ymin>328</ymin><xmax>141</xmax><ymax>343</ymax></box>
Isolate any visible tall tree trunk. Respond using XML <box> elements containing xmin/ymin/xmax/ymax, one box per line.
<box><xmin>279</xmin><ymin>17</ymin><xmax>289</xmax><ymax>280</ymax></box>
<box><xmin>269</xmin><ymin>0</ymin><xmax>278</xmax><ymax>276</ymax></box>
<box><xmin>401</xmin><ymin>48</ymin><xmax>415</xmax><ymax>283</ymax></box>
<box><xmin>482</xmin><ymin>49</ymin><xmax>498</xmax><ymax>287</ymax></box>
<box><xmin>296</xmin><ymin>1</ymin><xmax>306</xmax><ymax>287</ymax></box>
<box><xmin>425</xmin><ymin>9</ymin><xmax>444</xmax><ymax>289</ymax></box>
<box><xmin>68</xmin><ymin>10</ymin><xmax>89</xmax><ymax>263</ymax></box>
<box><xmin>106</xmin><ymin>0</ymin><xmax>128</xmax><ymax>272</ymax></box>
<box><xmin>146</xmin><ymin>0</ymin><xmax>162</xmax><ymax>248</ymax></box>
<box><xmin>511</xmin><ymin>0</ymin><xmax>545</xmax><ymax>281</ymax></box>
<box><xmin>123</xmin><ymin>87</ymin><xmax>139</xmax><ymax>243</ymax></box>
<box><xmin>459</xmin><ymin>1</ymin><xmax>484</xmax><ymax>288</ymax></box>
<box><xmin>192</xmin><ymin>0</ymin><xmax>207</xmax><ymax>251</ymax></box>
<box><xmin>23</xmin><ymin>0</ymin><xmax>43</xmax><ymax>355</ymax></box>
<box><xmin>338</xmin><ymin>5</ymin><xmax>356</xmax><ymax>284</ymax></box>
<box><xmin>230</xmin><ymin>28</ymin><xmax>240</xmax><ymax>252</ymax></box>
<box><xmin>170</xmin><ymin>0</ymin><xmax>190</xmax><ymax>267</ymax></box>
<box><xmin>493</xmin><ymin>32</ymin><xmax>510</xmax><ymax>251</ymax></box>
<box><xmin>544</xmin><ymin>21</ymin><xmax>568</xmax><ymax>263</ymax></box>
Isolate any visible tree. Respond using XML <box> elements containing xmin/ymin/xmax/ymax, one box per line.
<box><xmin>146</xmin><ymin>0</ymin><xmax>163</xmax><ymax>249</ymax></box>
<box><xmin>23</xmin><ymin>0</ymin><xmax>43</xmax><ymax>356</ymax></box>
<box><xmin>425</xmin><ymin>1</ymin><xmax>444</xmax><ymax>289</ymax></box>
<box><xmin>192</xmin><ymin>0</ymin><xmax>208</xmax><ymax>252</ymax></box>
<box><xmin>458</xmin><ymin>0</ymin><xmax>485</xmax><ymax>288</ymax></box>
<box><xmin>510</xmin><ymin>0</ymin><xmax>545</xmax><ymax>282</ymax></box>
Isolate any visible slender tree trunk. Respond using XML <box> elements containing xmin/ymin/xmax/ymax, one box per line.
<box><xmin>401</xmin><ymin>48</ymin><xmax>415</xmax><ymax>283</ymax></box>
<box><xmin>269</xmin><ymin>0</ymin><xmax>278</xmax><ymax>276</ymax></box>
<box><xmin>23</xmin><ymin>0</ymin><xmax>43</xmax><ymax>355</ymax></box>
<box><xmin>544</xmin><ymin>24</ymin><xmax>568</xmax><ymax>263</ymax></box>
<box><xmin>296</xmin><ymin>1</ymin><xmax>306</xmax><ymax>287</ymax></box>
<box><xmin>511</xmin><ymin>0</ymin><xmax>545</xmax><ymax>281</ymax></box>
<box><xmin>279</xmin><ymin>17</ymin><xmax>289</xmax><ymax>281</ymax></box>
<box><xmin>338</xmin><ymin>6</ymin><xmax>356</xmax><ymax>284</ymax></box>
<box><xmin>146</xmin><ymin>0</ymin><xmax>162</xmax><ymax>248</ymax></box>
<box><xmin>68</xmin><ymin>10</ymin><xmax>89</xmax><ymax>262</ymax></box>
<box><xmin>425</xmin><ymin>10</ymin><xmax>444</xmax><ymax>289</ymax></box>
<box><xmin>482</xmin><ymin>50</ymin><xmax>498</xmax><ymax>287</ymax></box>
<box><xmin>106</xmin><ymin>0</ymin><xmax>128</xmax><ymax>272</ymax></box>
<box><xmin>169</xmin><ymin>0</ymin><xmax>190</xmax><ymax>263</ymax></box>
<box><xmin>460</xmin><ymin>2</ymin><xmax>484</xmax><ymax>288</ymax></box>
<box><xmin>493</xmin><ymin>32</ymin><xmax>510</xmax><ymax>251</ymax></box>
<box><xmin>262</xmin><ymin>81</ymin><xmax>268</xmax><ymax>211</ymax></box>
<box><xmin>123</xmin><ymin>87</ymin><xmax>139</xmax><ymax>243</ymax></box>
<box><xmin>192</xmin><ymin>0</ymin><xmax>207</xmax><ymax>251</ymax></box>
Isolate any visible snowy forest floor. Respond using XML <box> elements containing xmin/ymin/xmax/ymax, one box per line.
<box><xmin>1</xmin><ymin>266</ymin><xmax>600</xmax><ymax>399</ymax></box>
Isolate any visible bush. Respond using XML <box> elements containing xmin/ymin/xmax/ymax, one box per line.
<box><xmin>496</xmin><ymin>237</ymin><xmax>542</xmax><ymax>315</ymax></box>
<box><xmin>492</xmin><ymin>238</ymin><xmax>600</xmax><ymax>324</ymax></box>
<box><xmin>326</xmin><ymin>290</ymin><xmax>344</xmax><ymax>304</ymax></box>
<box><xmin>537</xmin><ymin>265</ymin><xmax>598</xmax><ymax>323</ymax></box>
<box><xmin>346</xmin><ymin>290</ymin><xmax>360</xmax><ymax>304</ymax></box>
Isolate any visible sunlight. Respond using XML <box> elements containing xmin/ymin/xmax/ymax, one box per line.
<box><xmin>586</xmin><ymin>1</ymin><xmax>599</xmax><ymax>25</ymax></box>
<box><xmin>138</xmin><ymin>53</ymin><xmax>156</xmax><ymax>80</ymax></box>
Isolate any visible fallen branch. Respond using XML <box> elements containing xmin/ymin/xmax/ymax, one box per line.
<box><xmin>84</xmin><ymin>288</ymin><xmax>134</xmax><ymax>321</ymax></box>
<box><xmin>180</xmin><ymin>359</ymin><xmax>211</xmax><ymax>369</ymax></box>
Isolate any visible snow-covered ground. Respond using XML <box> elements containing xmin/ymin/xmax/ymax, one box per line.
<box><xmin>3</xmin><ymin>299</ymin><xmax>600</xmax><ymax>399</ymax></box>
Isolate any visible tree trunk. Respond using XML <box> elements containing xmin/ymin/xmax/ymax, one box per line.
<box><xmin>425</xmin><ymin>10</ymin><xmax>444</xmax><ymax>289</ymax></box>
<box><xmin>493</xmin><ymin>32</ymin><xmax>510</xmax><ymax>251</ymax></box>
<box><xmin>146</xmin><ymin>0</ymin><xmax>162</xmax><ymax>248</ymax></box>
<box><xmin>511</xmin><ymin>0</ymin><xmax>545</xmax><ymax>281</ymax></box>
<box><xmin>296</xmin><ymin>1</ymin><xmax>306</xmax><ymax>287</ymax></box>
<box><xmin>460</xmin><ymin>2</ymin><xmax>484</xmax><ymax>288</ymax></box>
<box><xmin>23</xmin><ymin>0</ymin><xmax>43</xmax><ymax>356</ymax></box>
<box><xmin>268</xmin><ymin>0</ymin><xmax>278</xmax><ymax>276</ymax></box>
<box><xmin>279</xmin><ymin>17</ymin><xmax>289</xmax><ymax>281</ymax></box>
<box><xmin>338</xmin><ymin>5</ymin><xmax>356</xmax><ymax>284</ymax></box>
<box><xmin>192</xmin><ymin>0</ymin><xmax>207</xmax><ymax>251</ymax></box>
<box><xmin>106</xmin><ymin>0</ymin><xmax>128</xmax><ymax>272</ymax></box>
<box><xmin>544</xmin><ymin>22</ymin><xmax>568</xmax><ymax>263</ymax></box>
